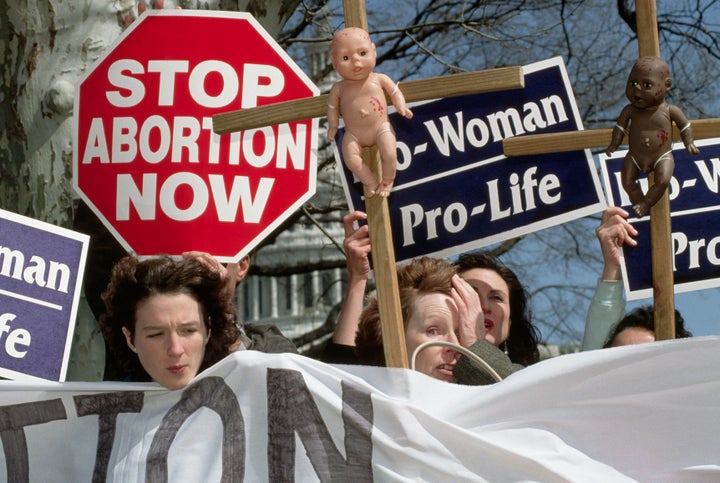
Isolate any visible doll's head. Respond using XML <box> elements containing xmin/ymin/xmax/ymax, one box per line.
<box><xmin>625</xmin><ymin>56</ymin><xmax>672</xmax><ymax>109</ymax></box>
<box><xmin>330</xmin><ymin>27</ymin><xmax>377</xmax><ymax>81</ymax></box>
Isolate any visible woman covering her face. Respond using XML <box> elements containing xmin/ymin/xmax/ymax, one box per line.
<box><xmin>454</xmin><ymin>252</ymin><xmax>540</xmax><ymax>367</ymax></box>
<box><xmin>355</xmin><ymin>256</ymin><xmax>530</xmax><ymax>385</ymax></box>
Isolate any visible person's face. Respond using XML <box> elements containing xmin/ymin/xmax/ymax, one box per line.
<box><xmin>404</xmin><ymin>292</ymin><xmax>461</xmax><ymax>382</ymax></box>
<box><xmin>610</xmin><ymin>326</ymin><xmax>655</xmax><ymax>347</ymax></box>
<box><xmin>458</xmin><ymin>268</ymin><xmax>511</xmax><ymax>347</ymax></box>
<box><xmin>331</xmin><ymin>29</ymin><xmax>376</xmax><ymax>81</ymax></box>
<box><xmin>625</xmin><ymin>60</ymin><xmax>669</xmax><ymax>109</ymax></box>
<box><xmin>123</xmin><ymin>293</ymin><xmax>209</xmax><ymax>390</ymax></box>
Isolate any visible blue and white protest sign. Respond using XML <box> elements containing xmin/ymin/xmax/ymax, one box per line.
<box><xmin>600</xmin><ymin>137</ymin><xmax>720</xmax><ymax>300</ymax></box>
<box><xmin>0</xmin><ymin>209</ymin><xmax>89</xmax><ymax>381</ymax></box>
<box><xmin>335</xmin><ymin>57</ymin><xmax>606</xmax><ymax>262</ymax></box>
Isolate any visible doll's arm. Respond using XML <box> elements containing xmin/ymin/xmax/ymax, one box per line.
<box><xmin>606</xmin><ymin>105</ymin><xmax>633</xmax><ymax>155</ymax></box>
<box><xmin>327</xmin><ymin>83</ymin><xmax>341</xmax><ymax>140</ymax></box>
<box><xmin>669</xmin><ymin>105</ymin><xmax>699</xmax><ymax>154</ymax></box>
<box><xmin>378</xmin><ymin>73</ymin><xmax>413</xmax><ymax>119</ymax></box>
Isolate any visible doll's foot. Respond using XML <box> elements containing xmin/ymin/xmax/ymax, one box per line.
<box><xmin>374</xmin><ymin>179</ymin><xmax>394</xmax><ymax>197</ymax></box>
<box><xmin>633</xmin><ymin>201</ymin><xmax>649</xmax><ymax>218</ymax></box>
<box><xmin>362</xmin><ymin>183</ymin><xmax>376</xmax><ymax>198</ymax></box>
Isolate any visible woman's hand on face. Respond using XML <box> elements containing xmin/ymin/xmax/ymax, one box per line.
<box><xmin>451</xmin><ymin>274</ymin><xmax>485</xmax><ymax>348</ymax></box>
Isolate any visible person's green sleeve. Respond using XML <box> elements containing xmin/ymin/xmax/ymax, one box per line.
<box><xmin>453</xmin><ymin>340</ymin><xmax>523</xmax><ymax>386</ymax></box>
<box><xmin>582</xmin><ymin>278</ymin><xmax>625</xmax><ymax>351</ymax></box>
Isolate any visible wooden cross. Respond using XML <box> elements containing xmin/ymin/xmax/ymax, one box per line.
<box><xmin>213</xmin><ymin>0</ymin><xmax>524</xmax><ymax>367</ymax></box>
<box><xmin>502</xmin><ymin>0</ymin><xmax>720</xmax><ymax>340</ymax></box>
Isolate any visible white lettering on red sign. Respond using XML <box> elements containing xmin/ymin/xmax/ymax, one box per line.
<box><xmin>75</xmin><ymin>12</ymin><xmax>318</xmax><ymax>258</ymax></box>
<box><xmin>116</xmin><ymin>173</ymin><xmax>274</xmax><ymax>223</ymax></box>
<box><xmin>105</xmin><ymin>60</ymin><xmax>283</xmax><ymax>109</ymax></box>
<box><xmin>82</xmin><ymin>118</ymin><xmax>306</xmax><ymax>168</ymax></box>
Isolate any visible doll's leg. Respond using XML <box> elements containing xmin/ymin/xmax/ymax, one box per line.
<box><xmin>621</xmin><ymin>154</ymin><xmax>648</xmax><ymax>217</ymax></box>
<box><xmin>343</xmin><ymin>132</ymin><xmax>380</xmax><ymax>196</ymax></box>
<box><xmin>375</xmin><ymin>125</ymin><xmax>397</xmax><ymax>197</ymax></box>
<box><xmin>642</xmin><ymin>153</ymin><xmax>675</xmax><ymax>213</ymax></box>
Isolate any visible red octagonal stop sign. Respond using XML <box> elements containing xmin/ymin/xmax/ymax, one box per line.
<box><xmin>73</xmin><ymin>10</ymin><xmax>318</xmax><ymax>262</ymax></box>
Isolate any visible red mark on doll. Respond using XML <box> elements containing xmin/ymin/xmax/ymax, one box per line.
<box><xmin>370</xmin><ymin>96</ymin><xmax>384</xmax><ymax>113</ymax></box>
<box><xmin>657</xmin><ymin>128</ymin><xmax>669</xmax><ymax>145</ymax></box>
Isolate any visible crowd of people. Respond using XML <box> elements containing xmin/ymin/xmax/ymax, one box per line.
<box><xmin>64</xmin><ymin>203</ymin><xmax>692</xmax><ymax>391</ymax></box>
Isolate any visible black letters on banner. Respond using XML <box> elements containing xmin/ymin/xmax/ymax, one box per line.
<box><xmin>0</xmin><ymin>398</ymin><xmax>67</xmax><ymax>483</ymax></box>
<box><xmin>266</xmin><ymin>368</ymin><xmax>374</xmax><ymax>482</ymax></box>
<box><xmin>0</xmin><ymin>368</ymin><xmax>377</xmax><ymax>480</ymax></box>
<box><xmin>146</xmin><ymin>376</ymin><xmax>245</xmax><ymax>482</ymax></box>
<box><xmin>74</xmin><ymin>391</ymin><xmax>144</xmax><ymax>483</ymax></box>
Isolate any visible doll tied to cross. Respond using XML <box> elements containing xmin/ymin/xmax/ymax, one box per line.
<box><xmin>606</xmin><ymin>55</ymin><xmax>699</xmax><ymax>218</ymax></box>
<box><xmin>327</xmin><ymin>27</ymin><xmax>413</xmax><ymax>198</ymax></box>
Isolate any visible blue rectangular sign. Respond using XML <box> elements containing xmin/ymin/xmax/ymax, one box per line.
<box><xmin>601</xmin><ymin>137</ymin><xmax>720</xmax><ymax>300</ymax></box>
<box><xmin>0</xmin><ymin>209</ymin><xmax>89</xmax><ymax>380</ymax></box>
<box><xmin>336</xmin><ymin>57</ymin><xmax>606</xmax><ymax>262</ymax></box>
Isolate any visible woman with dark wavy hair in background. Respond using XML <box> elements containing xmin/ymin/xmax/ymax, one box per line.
<box><xmin>454</xmin><ymin>251</ymin><xmax>540</xmax><ymax>367</ymax></box>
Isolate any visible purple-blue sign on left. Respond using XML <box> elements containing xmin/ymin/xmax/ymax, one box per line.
<box><xmin>0</xmin><ymin>209</ymin><xmax>89</xmax><ymax>381</ymax></box>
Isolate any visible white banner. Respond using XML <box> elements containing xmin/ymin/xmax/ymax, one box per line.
<box><xmin>1</xmin><ymin>336</ymin><xmax>719</xmax><ymax>482</ymax></box>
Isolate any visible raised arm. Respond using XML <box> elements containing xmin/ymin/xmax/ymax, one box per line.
<box><xmin>582</xmin><ymin>207</ymin><xmax>636</xmax><ymax>350</ymax></box>
<box><xmin>606</xmin><ymin>104</ymin><xmax>634</xmax><ymax>155</ymax></box>
<box><xmin>327</xmin><ymin>83</ymin><xmax>342</xmax><ymax>141</ymax></box>
<box><xmin>332</xmin><ymin>211</ymin><xmax>372</xmax><ymax>346</ymax></box>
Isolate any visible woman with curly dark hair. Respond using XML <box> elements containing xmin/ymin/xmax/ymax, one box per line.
<box><xmin>99</xmin><ymin>254</ymin><xmax>295</xmax><ymax>389</ymax></box>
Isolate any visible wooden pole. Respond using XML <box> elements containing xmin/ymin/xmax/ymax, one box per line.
<box><xmin>343</xmin><ymin>0</ymin><xmax>408</xmax><ymax>368</ymax></box>
<box><xmin>343</xmin><ymin>0</ymin><xmax>368</xmax><ymax>31</ymax></box>
<box><xmin>635</xmin><ymin>0</ymin><xmax>675</xmax><ymax>340</ymax></box>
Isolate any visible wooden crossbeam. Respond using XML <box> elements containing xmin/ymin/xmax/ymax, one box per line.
<box><xmin>502</xmin><ymin>118</ymin><xmax>720</xmax><ymax>156</ymax></box>
<box><xmin>212</xmin><ymin>67</ymin><xmax>524</xmax><ymax>134</ymax></box>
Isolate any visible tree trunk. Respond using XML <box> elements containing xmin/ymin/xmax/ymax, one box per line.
<box><xmin>0</xmin><ymin>0</ymin><xmax>298</xmax><ymax>380</ymax></box>
<box><xmin>0</xmin><ymin>0</ymin><xmax>298</xmax><ymax>223</ymax></box>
